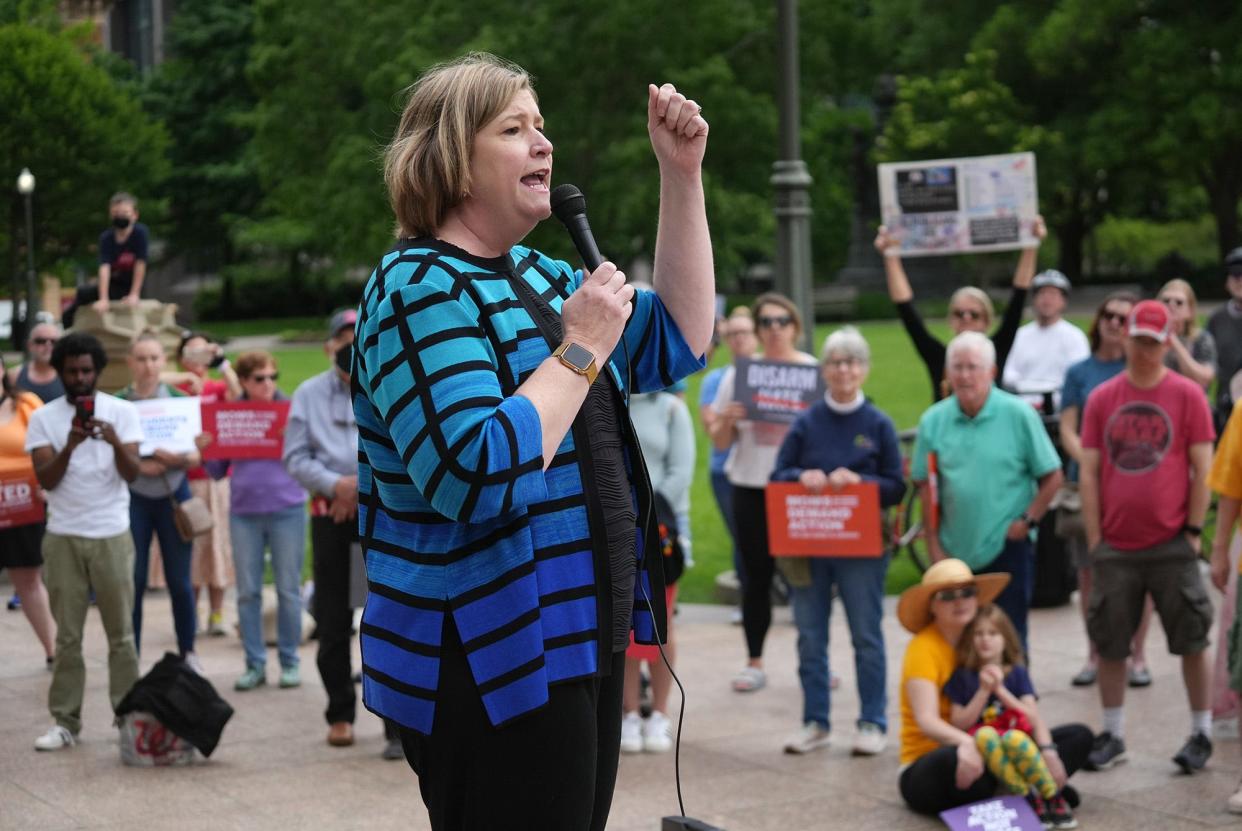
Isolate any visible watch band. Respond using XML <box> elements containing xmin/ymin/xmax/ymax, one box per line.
<box><xmin>552</xmin><ymin>342</ymin><xmax>599</xmax><ymax>385</ymax></box>
<box><xmin>1020</xmin><ymin>512</ymin><xmax>1036</xmax><ymax>526</ymax></box>
<box><xmin>1183</xmin><ymin>523</ymin><xmax>1203</xmax><ymax>536</ymax></box>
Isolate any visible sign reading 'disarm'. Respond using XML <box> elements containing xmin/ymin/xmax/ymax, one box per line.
<box><xmin>733</xmin><ymin>357</ymin><xmax>824</xmax><ymax>425</ymax></box>
<box><xmin>878</xmin><ymin>152</ymin><xmax>1039</xmax><ymax>257</ymax></box>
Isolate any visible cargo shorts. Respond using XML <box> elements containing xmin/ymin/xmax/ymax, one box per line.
<box><xmin>1087</xmin><ymin>534</ymin><xmax>1213</xmax><ymax>660</ymax></box>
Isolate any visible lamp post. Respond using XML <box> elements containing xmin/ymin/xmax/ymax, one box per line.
<box><xmin>16</xmin><ymin>168</ymin><xmax>35</xmax><ymax>345</ymax></box>
<box><xmin>771</xmin><ymin>0</ymin><xmax>815</xmax><ymax>352</ymax></box>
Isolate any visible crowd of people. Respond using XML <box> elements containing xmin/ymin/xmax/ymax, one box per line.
<box><xmin>9</xmin><ymin>53</ymin><xmax>1242</xmax><ymax>831</ymax></box>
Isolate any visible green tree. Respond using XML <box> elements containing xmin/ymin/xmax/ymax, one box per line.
<box><xmin>145</xmin><ymin>0</ymin><xmax>261</xmax><ymax>310</ymax></box>
<box><xmin>0</xmin><ymin>23</ymin><xmax>167</xmax><ymax>274</ymax></box>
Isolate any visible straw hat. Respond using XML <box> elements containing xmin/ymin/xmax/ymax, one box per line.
<box><xmin>896</xmin><ymin>559</ymin><xmax>1010</xmax><ymax>634</ymax></box>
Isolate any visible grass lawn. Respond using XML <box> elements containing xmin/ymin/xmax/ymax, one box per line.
<box><xmin>235</xmin><ymin>316</ymin><xmax>1098</xmax><ymax>603</ymax></box>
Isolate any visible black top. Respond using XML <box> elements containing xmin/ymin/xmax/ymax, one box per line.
<box><xmin>508</xmin><ymin>273</ymin><xmax>637</xmax><ymax>653</ymax></box>
<box><xmin>896</xmin><ymin>286</ymin><xmax>1028</xmax><ymax>402</ymax></box>
<box><xmin>15</xmin><ymin>364</ymin><xmax>64</xmax><ymax>404</ymax></box>
<box><xmin>97</xmin><ymin>223</ymin><xmax>150</xmax><ymax>295</ymax></box>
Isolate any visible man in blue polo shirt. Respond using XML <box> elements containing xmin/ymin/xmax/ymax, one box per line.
<box><xmin>912</xmin><ymin>331</ymin><xmax>1062</xmax><ymax>652</ymax></box>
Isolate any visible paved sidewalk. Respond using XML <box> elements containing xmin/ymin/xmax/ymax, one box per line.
<box><xmin>2</xmin><ymin>583</ymin><xmax>1241</xmax><ymax>830</ymax></box>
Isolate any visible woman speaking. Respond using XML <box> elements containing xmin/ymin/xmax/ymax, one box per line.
<box><xmin>353</xmin><ymin>53</ymin><xmax>713</xmax><ymax>830</ymax></box>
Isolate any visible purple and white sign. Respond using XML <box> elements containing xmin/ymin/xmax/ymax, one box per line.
<box><xmin>940</xmin><ymin>795</ymin><xmax>1045</xmax><ymax>831</ymax></box>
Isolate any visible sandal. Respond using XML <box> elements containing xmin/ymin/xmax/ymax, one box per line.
<box><xmin>732</xmin><ymin>666</ymin><xmax>767</xmax><ymax>693</ymax></box>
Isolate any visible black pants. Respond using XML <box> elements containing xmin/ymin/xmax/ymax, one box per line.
<box><xmin>733</xmin><ymin>485</ymin><xmax>775</xmax><ymax>660</ymax></box>
<box><xmin>62</xmin><ymin>280</ymin><xmax>130</xmax><ymax>328</ymax></box>
<box><xmin>310</xmin><ymin>516</ymin><xmax>356</xmax><ymax>725</ymax></box>
<box><xmin>899</xmin><ymin>723</ymin><xmax>1094</xmax><ymax>815</ymax></box>
<box><xmin>401</xmin><ymin>618</ymin><xmax>626</xmax><ymax>831</ymax></box>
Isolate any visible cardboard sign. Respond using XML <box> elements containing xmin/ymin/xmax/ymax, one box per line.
<box><xmin>878</xmin><ymin>152</ymin><xmax>1039</xmax><ymax>257</ymax></box>
<box><xmin>200</xmin><ymin>400</ymin><xmax>291</xmax><ymax>460</ymax></box>
<box><xmin>0</xmin><ymin>472</ymin><xmax>45</xmax><ymax>529</ymax></box>
<box><xmin>733</xmin><ymin>357</ymin><xmax>824</xmax><ymax>425</ymax></box>
<box><xmin>765</xmin><ymin>481</ymin><xmax>884</xmax><ymax>557</ymax></box>
<box><xmin>132</xmin><ymin>396</ymin><xmax>202</xmax><ymax>457</ymax></box>
<box><xmin>940</xmin><ymin>795</ymin><xmax>1045</xmax><ymax>831</ymax></box>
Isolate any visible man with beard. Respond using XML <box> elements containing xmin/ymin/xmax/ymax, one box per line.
<box><xmin>24</xmin><ymin>333</ymin><xmax>142</xmax><ymax>750</ymax></box>
<box><xmin>1080</xmin><ymin>300</ymin><xmax>1216</xmax><ymax>773</ymax></box>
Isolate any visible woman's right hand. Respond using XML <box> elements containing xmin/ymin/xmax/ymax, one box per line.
<box><xmin>560</xmin><ymin>261</ymin><xmax>635</xmax><ymax>364</ymax></box>
<box><xmin>799</xmin><ymin>469</ymin><xmax>829</xmax><ymax>493</ymax></box>
<box><xmin>955</xmin><ymin>741</ymin><xmax>985</xmax><ymax>791</ymax></box>
<box><xmin>194</xmin><ymin>432</ymin><xmax>214</xmax><ymax>450</ymax></box>
<box><xmin>873</xmin><ymin>225</ymin><xmax>900</xmax><ymax>257</ymax></box>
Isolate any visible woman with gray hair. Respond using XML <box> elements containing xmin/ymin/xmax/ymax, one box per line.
<box><xmin>770</xmin><ymin>327</ymin><xmax>906</xmax><ymax>756</ymax></box>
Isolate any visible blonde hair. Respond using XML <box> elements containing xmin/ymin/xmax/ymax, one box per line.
<box><xmin>1159</xmin><ymin>278</ymin><xmax>1199</xmax><ymax>338</ymax></box>
<box><xmin>956</xmin><ymin>605</ymin><xmax>1025</xmax><ymax>672</ymax></box>
<box><xmin>129</xmin><ymin>328</ymin><xmax>163</xmax><ymax>354</ymax></box>
<box><xmin>384</xmin><ymin>53</ymin><xmax>535</xmax><ymax>238</ymax></box>
<box><xmin>949</xmin><ymin>287</ymin><xmax>995</xmax><ymax>329</ymax></box>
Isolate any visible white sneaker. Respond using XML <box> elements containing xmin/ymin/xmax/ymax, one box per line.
<box><xmin>643</xmin><ymin>711</ymin><xmax>672</xmax><ymax>753</ymax></box>
<box><xmin>784</xmin><ymin>722</ymin><xmax>831</xmax><ymax>754</ymax></box>
<box><xmin>620</xmin><ymin>711</ymin><xmax>643</xmax><ymax>754</ymax></box>
<box><xmin>34</xmin><ymin>725</ymin><xmax>76</xmax><ymax>751</ymax></box>
<box><xmin>851</xmin><ymin>722</ymin><xmax>887</xmax><ymax>756</ymax></box>
<box><xmin>184</xmin><ymin>652</ymin><xmax>205</xmax><ymax>676</ymax></box>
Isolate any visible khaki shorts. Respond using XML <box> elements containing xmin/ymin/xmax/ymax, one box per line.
<box><xmin>1087</xmin><ymin>535</ymin><xmax>1213</xmax><ymax>660</ymax></box>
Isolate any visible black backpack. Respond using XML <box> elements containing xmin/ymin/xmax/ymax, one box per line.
<box><xmin>654</xmin><ymin>490</ymin><xmax>686</xmax><ymax>586</ymax></box>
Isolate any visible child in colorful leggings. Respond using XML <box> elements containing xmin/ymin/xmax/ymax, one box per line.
<box><xmin>945</xmin><ymin>604</ymin><xmax>1077</xmax><ymax>829</ymax></box>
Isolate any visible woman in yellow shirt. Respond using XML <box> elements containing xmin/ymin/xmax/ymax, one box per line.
<box><xmin>897</xmin><ymin>559</ymin><xmax>1093</xmax><ymax>815</ymax></box>
<box><xmin>0</xmin><ymin>356</ymin><xmax>56</xmax><ymax>666</ymax></box>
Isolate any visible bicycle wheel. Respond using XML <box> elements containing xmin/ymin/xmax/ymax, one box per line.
<box><xmin>895</xmin><ymin>483</ymin><xmax>933</xmax><ymax>574</ymax></box>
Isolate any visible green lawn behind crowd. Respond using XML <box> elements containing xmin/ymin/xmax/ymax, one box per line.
<box><xmin>244</xmin><ymin>315</ymin><xmax>1098</xmax><ymax>603</ymax></box>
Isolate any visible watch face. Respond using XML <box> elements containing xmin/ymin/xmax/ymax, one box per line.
<box><xmin>562</xmin><ymin>342</ymin><xmax>594</xmax><ymax>371</ymax></box>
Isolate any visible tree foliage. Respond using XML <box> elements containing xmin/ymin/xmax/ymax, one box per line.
<box><xmin>0</xmin><ymin>23</ymin><xmax>167</xmax><ymax>272</ymax></box>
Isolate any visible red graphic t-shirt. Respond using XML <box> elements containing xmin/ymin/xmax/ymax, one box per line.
<box><xmin>1081</xmin><ymin>370</ymin><xmax>1214</xmax><ymax>550</ymax></box>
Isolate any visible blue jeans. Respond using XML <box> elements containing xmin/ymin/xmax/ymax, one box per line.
<box><xmin>789</xmin><ymin>552</ymin><xmax>889</xmax><ymax>731</ymax></box>
<box><xmin>231</xmin><ymin>505</ymin><xmax>306</xmax><ymax>670</ymax></box>
<box><xmin>709</xmin><ymin>470</ymin><xmax>742</xmax><ymax>587</ymax></box>
<box><xmin>979</xmin><ymin>537</ymin><xmax>1034</xmax><ymax>656</ymax></box>
<box><xmin>130</xmin><ymin>484</ymin><xmax>196</xmax><ymax>656</ymax></box>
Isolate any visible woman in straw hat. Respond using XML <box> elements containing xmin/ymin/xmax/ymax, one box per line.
<box><xmin>896</xmin><ymin>559</ymin><xmax>1093</xmax><ymax>815</ymax></box>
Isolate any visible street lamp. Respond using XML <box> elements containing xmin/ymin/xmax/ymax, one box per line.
<box><xmin>772</xmin><ymin>0</ymin><xmax>815</xmax><ymax>352</ymax></box>
<box><xmin>16</xmin><ymin>168</ymin><xmax>35</xmax><ymax>345</ymax></box>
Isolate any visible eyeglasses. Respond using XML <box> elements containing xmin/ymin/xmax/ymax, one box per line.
<box><xmin>951</xmin><ymin>309</ymin><xmax>984</xmax><ymax>321</ymax></box>
<box><xmin>31</xmin><ymin>337</ymin><xmax>57</xmax><ymax>346</ymax></box>
<box><xmin>248</xmin><ymin>373</ymin><xmax>279</xmax><ymax>382</ymax></box>
<box><xmin>757</xmin><ymin>315</ymin><xmax>793</xmax><ymax>330</ymax></box>
<box><xmin>1099</xmin><ymin>311</ymin><xmax>1128</xmax><ymax>325</ymax></box>
<box><xmin>1160</xmin><ymin>296</ymin><xmax>1187</xmax><ymax>308</ymax></box>
<box><xmin>948</xmin><ymin>363</ymin><xmax>987</xmax><ymax>374</ymax></box>
<box><xmin>933</xmin><ymin>585</ymin><xmax>978</xmax><ymax>603</ymax></box>
<box><xmin>725</xmin><ymin>328</ymin><xmax>754</xmax><ymax>338</ymax></box>
<box><xmin>824</xmin><ymin>357</ymin><xmax>861</xmax><ymax>369</ymax></box>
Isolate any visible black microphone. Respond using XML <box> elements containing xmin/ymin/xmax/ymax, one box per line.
<box><xmin>550</xmin><ymin>184</ymin><xmax>605</xmax><ymax>272</ymax></box>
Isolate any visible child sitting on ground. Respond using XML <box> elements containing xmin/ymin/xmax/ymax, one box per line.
<box><xmin>945</xmin><ymin>604</ymin><xmax>1077</xmax><ymax>830</ymax></box>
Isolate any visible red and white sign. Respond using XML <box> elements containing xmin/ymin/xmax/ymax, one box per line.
<box><xmin>200</xmin><ymin>400</ymin><xmax>291</xmax><ymax>460</ymax></box>
<box><xmin>766</xmin><ymin>481</ymin><xmax>884</xmax><ymax>558</ymax></box>
<box><xmin>0</xmin><ymin>472</ymin><xmax>45</xmax><ymax>529</ymax></box>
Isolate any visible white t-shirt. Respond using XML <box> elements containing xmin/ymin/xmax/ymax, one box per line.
<box><xmin>25</xmin><ymin>392</ymin><xmax>143</xmax><ymax>538</ymax></box>
<box><xmin>1002</xmin><ymin>319</ymin><xmax>1091</xmax><ymax>409</ymax></box>
<box><xmin>711</xmin><ymin>352</ymin><xmax>817</xmax><ymax>489</ymax></box>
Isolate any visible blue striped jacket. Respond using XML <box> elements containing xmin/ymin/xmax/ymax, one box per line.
<box><xmin>353</xmin><ymin>238</ymin><xmax>703</xmax><ymax>734</ymax></box>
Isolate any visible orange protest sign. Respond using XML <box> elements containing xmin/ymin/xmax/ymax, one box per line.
<box><xmin>765</xmin><ymin>481</ymin><xmax>884</xmax><ymax>557</ymax></box>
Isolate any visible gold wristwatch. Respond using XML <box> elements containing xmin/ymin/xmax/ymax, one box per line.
<box><xmin>552</xmin><ymin>342</ymin><xmax>599</xmax><ymax>384</ymax></box>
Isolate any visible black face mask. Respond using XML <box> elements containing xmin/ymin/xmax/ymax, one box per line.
<box><xmin>112</xmin><ymin>216</ymin><xmax>131</xmax><ymax>229</ymax></box>
<box><xmin>334</xmin><ymin>343</ymin><xmax>353</xmax><ymax>375</ymax></box>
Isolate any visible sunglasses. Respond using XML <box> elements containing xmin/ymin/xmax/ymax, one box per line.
<box><xmin>31</xmin><ymin>337</ymin><xmax>57</xmax><ymax>346</ymax></box>
<box><xmin>933</xmin><ymin>585</ymin><xmax>978</xmax><ymax>603</ymax></box>
<box><xmin>1160</xmin><ymin>296</ymin><xmax>1187</xmax><ymax>308</ymax></box>
<box><xmin>1099</xmin><ymin>311</ymin><xmax>1128</xmax><ymax>325</ymax></box>
<box><xmin>757</xmin><ymin>315</ymin><xmax>793</xmax><ymax>330</ymax></box>
<box><xmin>1228</xmin><ymin>270</ymin><xmax>1242</xmax><ymax>279</ymax></box>
<box><xmin>248</xmin><ymin>373</ymin><xmax>279</xmax><ymax>383</ymax></box>
<box><xmin>951</xmin><ymin>309</ymin><xmax>984</xmax><ymax>321</ymax></box>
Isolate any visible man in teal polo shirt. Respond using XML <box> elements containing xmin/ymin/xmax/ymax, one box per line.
<box><xmin>912</xmin><ymin>331</ymin><xmax>1062</xmax><ymax>652</ymax></box>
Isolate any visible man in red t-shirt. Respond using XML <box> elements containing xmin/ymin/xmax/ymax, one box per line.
<box><xmin>1080</xmin><ymin>299</ymin><xmax>1215</xmax><ymax>774</ymax></box>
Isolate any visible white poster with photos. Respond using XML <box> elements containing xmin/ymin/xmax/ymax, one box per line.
<box><xmin>877</xmin><ymin>152</ymin><xmax>1039</xmax><ymax>257</ymax></box>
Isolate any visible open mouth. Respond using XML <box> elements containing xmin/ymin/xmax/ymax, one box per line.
<box><xmin>521</xmin><ymin>170</ymin><xmax>549</xmax><ymax>192</ymax></box>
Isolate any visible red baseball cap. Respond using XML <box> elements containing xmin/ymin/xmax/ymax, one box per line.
<box><xmin>1128</xmin><ymin>299</ymin><xmax>1170</xmax><ymax>343</ymax></box>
